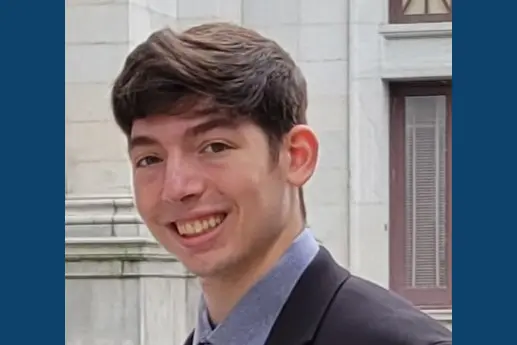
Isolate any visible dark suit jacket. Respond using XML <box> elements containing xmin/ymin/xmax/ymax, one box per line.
<box><xmin>184</xmin><ymin>247</ymin><xmax>452</xmax><ymax>345</ymax></box>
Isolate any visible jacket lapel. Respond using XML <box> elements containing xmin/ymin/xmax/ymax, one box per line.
<box><xmin>183</xmin><ymin>332</ymin><xmax>194</xmax><ymax>345</ymax></box>
<box><xmin>264</xmin><ymin>247</ymin><xmax>350</xmax><ymax>345</ymax></box>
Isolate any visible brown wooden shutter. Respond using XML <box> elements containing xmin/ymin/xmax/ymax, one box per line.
<box><xmin>390</xmin><ymin>82</ymin><xmax>451</xmax><ymax>308</ymax></box>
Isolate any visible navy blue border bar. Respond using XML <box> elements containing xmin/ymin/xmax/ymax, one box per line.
<box><xmin>0</xmin><ymin>2</ymin><xmax>63</xmax><ymax>344</ymax></box>
<box><xmin>454</xmin><ymin>1</ymin><xmax>517</xmax><ymax>344</ymax></box>
<box><xmin>3</xmin><ymin>0</ymin><xmax>517</xmax><ymax>344</ymax></box>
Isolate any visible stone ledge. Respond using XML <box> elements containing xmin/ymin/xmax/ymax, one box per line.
<box><xmin>65</xmin><ymin>196</ymin><xmax>152</xmax><ymax>238</ymax></box>
<box><xmin>66</xmin><ymin>237</ymin><xmax>162</xmax><ymax>259</ymax></box>
<box><xmin>381</xmin><ymin>66</ymin><xmax>452</xmax><ymax>81</ymax></box>
<box><xmin>66</xmin><ymin>237</ymin><xmax>193</xmax><ymax>278</ymax></box>
<box><xmin>425</xmin><ymin>309</ymin><xmax>452</xmax><ymax>330</ymax></box>
<box><xmin>66</xmin><ymin>195</ymin><xmax>139</xmax><ymax>223</ymax></box>
<box><xmin>379</xmin><ymin>22</ymin><xmax>452</xmax><ymax>40</ymax></box>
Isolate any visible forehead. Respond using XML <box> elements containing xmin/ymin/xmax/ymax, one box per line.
<box><xmin>133</xmin><ymin>94</ymin><xmax>214</xmax><ymax>127</ymax></box>
<box><xmin>132</xmin><ymin>114</ymin><xmax>195</xmax><ymax>136</ymax></box>
<box><xmin>131</xmin><ymin>113</ymin><xmax>239</xmax><ymax>137</ymax></box>
<box><xmin>128</xmin><ymin>107</ymin><xmax>250</xmax><ymax>153</ymax></box>
<box><xmin>131</xmin><ymin>98</ymin><xmax>232</xmax><ymax>136</ymax></box>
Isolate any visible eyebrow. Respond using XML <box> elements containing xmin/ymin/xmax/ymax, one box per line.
<box><xmin>128</xmin><ymin>116</ymin><xmax>240</xmax><ymax>152</ymax></box>
<box><xmin>185</xmin><ymin>116</ymin><xmax>240</xmax><ymax>137</ymax></box>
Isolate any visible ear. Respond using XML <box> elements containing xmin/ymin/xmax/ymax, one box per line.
<box><xmin>283</xmin><ymin>125</ymin><xmax>319</xmax><ymax>187</ymax></box>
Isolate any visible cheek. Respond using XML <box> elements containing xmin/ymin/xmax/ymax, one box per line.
<box><xmin>133</xmin><ymin>172</ymin><xmax>162</xmax><ymax>219</ymax></box>
<box><xmin>218</xmin><ymin>165</ymin><xmax>277</xmax><ymax>215</ymax></box>
<box><xmin>211</xmin><ymin>160</ymin><xmax>262</xmax><ymax>194</ymax></box>
<box><xmin>207</xmin><ymin>151</ymin><xmax>278</xmax><ymax>211</ymax></box>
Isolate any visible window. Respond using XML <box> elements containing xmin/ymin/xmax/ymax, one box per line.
<box><xmin>389</xmin><ymin>81</ymin><xmax>451</xmax><ymax>309</ymax></box>
<box><xmin>389</xmin><ymin>0</ymin><xmax>452</xmax><ymax>24</ymax></box>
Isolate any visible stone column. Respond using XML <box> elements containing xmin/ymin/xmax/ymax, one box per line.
<box><xmin>296</xmin><ymin>0</ymin><xmax>350</xmax><ymax>267</ymax></box>
<box><xmin>347</xmin><ymin>0</ymin><xmax>390</xmax><ymax>287</ymax></box>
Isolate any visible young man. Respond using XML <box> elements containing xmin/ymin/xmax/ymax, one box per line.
<box><xmin>111</xmin><ymin>23</ymin><xmax>452</xmax><ymax>345</ymax></box>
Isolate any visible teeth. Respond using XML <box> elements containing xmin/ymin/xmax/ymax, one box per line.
<box><xmin>176</xmin><ymin>214</ymin><xmax>225</xmax><ymax>236</ymax></box>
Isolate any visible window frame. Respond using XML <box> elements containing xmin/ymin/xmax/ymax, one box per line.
<box><xmin>389</xmin><ymin>0</ymin><xmax>452</xmax><ymax>24</ymax></box>
<box><xmin>389</xmin><ymin>81</ymin><xmax>452</xmax><ymax>309</ymax></box>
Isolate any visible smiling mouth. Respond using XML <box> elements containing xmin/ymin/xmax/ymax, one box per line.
<box><xmin>173</xmin><ymin>213</ymin><xmax>227</xmax><ymax>237</ymax></box>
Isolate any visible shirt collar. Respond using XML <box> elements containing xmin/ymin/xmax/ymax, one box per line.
<box><xmin>193</xmin><ymin>228</ymin><xmax>319</xmax><ymax>345</ymax></box>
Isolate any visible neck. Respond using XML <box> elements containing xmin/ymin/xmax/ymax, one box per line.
<box><xmin>200</xmin><ymin>218</ymin><xmax>304</xmax><ymax>324</ymax></box>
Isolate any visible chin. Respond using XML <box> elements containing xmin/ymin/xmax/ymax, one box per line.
<box><xmin>185</xmin><ymin>252</ymin><xmax>238</xmax><ymax>278</ymax></box>
<box><xmin>185</xmin><ymin>262</ymin><xmax>223</xmax><ymax>278</ymax></box>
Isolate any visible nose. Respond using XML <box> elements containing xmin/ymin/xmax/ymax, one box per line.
<box><xmin>160</xmin><ymin>158</ymin><xmax>205</xmax><ymax>205</ymax></box>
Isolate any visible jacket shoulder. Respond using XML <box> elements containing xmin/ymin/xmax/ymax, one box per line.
<box><xmin>182</xmin><ymin>331</ymin><xmax>194</xmax><ymax>345</ymax></box>
<box><xmin>315</xmin><ymin>275</ymin><xmax>452</xmax><ymax>345</ymax></box>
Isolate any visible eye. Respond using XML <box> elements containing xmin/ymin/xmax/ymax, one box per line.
<box><xmin>201</xmin><ymin>142</ymin><xmax>232</xmax><ymax>154</ymax></box>
<box><xmin>135</xmin><ymin>156</ymin><xmax>162</xmax><ymax>168</ymax></box>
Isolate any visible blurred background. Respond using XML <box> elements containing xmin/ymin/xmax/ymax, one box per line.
<box><xmin>65</xmin><ymin>0</ymin><xmax>452</xmax><ymax>344</ymax></box>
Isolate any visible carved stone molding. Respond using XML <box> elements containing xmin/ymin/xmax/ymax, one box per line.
<box><xmin>65</xmin><ymin>195</ymin><xmax>152</xmax><ymax>238</ymax></box>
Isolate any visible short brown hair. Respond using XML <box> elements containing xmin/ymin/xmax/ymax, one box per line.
<box><xmin>111</xmin><ymin>22</ymin><xmax>308</xmax><ymax>219</ymax></box>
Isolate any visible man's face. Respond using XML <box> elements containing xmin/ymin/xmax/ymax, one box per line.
<box><xmin>129</xmin><ymin>107</ymin><xmax>299</xmax><ymax>277</ymax></box>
